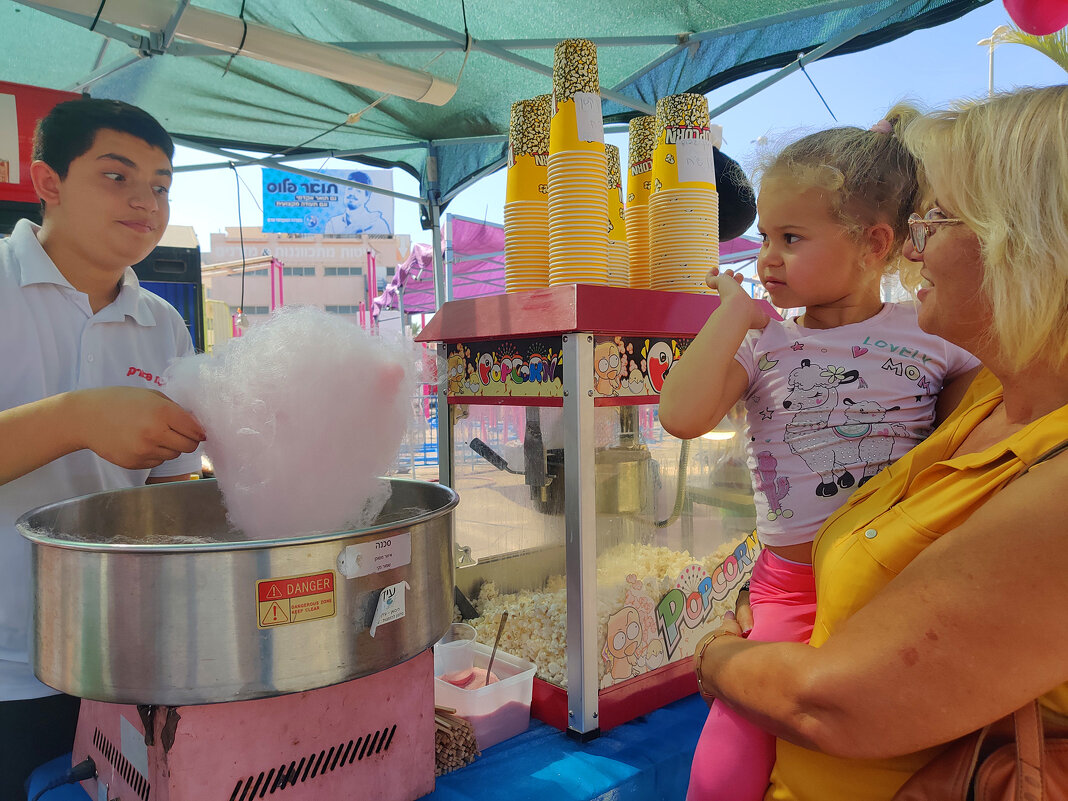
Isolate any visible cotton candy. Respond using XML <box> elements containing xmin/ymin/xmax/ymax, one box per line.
<box><xmin>165</xmin><ymin>306</ymin><xmax>417</xmax><ymax>539</ymax></box>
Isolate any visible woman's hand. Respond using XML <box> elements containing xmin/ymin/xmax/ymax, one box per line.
<box><xmin>706</xmin><ymin>267</ymin><xmax>771</xmax><ymax>331</ymax></box>
<box><xmin>694</xmin><ymin>613</ymin><xmax>744</xmax><ymax>705</ymax></box>
<box><xmin>735</xmin><ymin>586</ymin><xmax>754</xmax><ymax>635</ymax></box>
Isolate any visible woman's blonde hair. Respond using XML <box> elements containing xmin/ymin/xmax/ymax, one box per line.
<box><xmin>756</xmin><ymin>104</ymin><xmax>923</xmax><ymax>280</ymax></box>
<box><xmin>902</xmin><ymin>85</ymin><xmax>1068</xmax><ymax>370</ymax></box>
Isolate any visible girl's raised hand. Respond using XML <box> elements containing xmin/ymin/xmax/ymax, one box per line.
<box><xmin>706</xmin><ymin>267</ymin><xmax>772</xmax><ymax>330</ymax></box>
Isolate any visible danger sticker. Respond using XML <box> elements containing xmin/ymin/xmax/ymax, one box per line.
<box><xmin>256</xmin><ymin>571</ymin><xmax>336</xmax><ymax>628</ymax></box>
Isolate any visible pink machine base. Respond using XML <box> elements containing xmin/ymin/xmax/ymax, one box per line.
<box><xmin>73</xmin><ymin>650</ymin><xmax>435</xmax><ymax>801</ymax></box>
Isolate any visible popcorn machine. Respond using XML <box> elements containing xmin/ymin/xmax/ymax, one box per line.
<box><xmin>417</xmin><ymin>285</ymin><xmax>763</xmax><ymax>738</ymax></box>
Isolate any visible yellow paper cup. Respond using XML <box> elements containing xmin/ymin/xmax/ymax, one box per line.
<box><xmin>626</xmin><ymin>115</ymin><xmax>656</xmax><ymax>206</ymax></box>
<box><xmin>651</xmin><ymin>94</ymin><xmax>717</xmax><ymax>194</ymax></box>
<box><xmin>509</xmin><ymin>95</ymin><xmax>551</xmax><ymax>161</ymax></box>
<box><xmin>550</xmin><ymin>97</ymin><xmax>605</xmax><ymax>153</ymax></box>
<box><xmin>506</xmin><ymin>154</ymin><xmax>549</xmax><ymax>203</ymax></box>
<box><xmin>553</xmin><ymin>38</ymin><xmax>599</xmax><ymax>101</ymax></box>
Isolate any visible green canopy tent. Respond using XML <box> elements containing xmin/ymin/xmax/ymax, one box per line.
<box><xmin>5</xmin><ymin>0</ymin><xmax>990</xmax><ymax>303</ymax></box>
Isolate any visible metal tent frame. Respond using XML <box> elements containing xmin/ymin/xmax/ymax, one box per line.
<box><xmin>10</xmin><ymin>0</ymin><xmax>991</xmax><ymax>306</ymax></box>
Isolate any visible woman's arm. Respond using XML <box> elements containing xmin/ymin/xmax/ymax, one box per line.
<box><xmin>698</xmin><ymin>449</ymin><xmax>1068</xmax><ymax>759</ymax></box>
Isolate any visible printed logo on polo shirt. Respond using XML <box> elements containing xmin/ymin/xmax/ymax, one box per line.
<box><xmin>127</xmin><ymin>366</ymin><xmax>165</xmax><ymax>386</ymax></box>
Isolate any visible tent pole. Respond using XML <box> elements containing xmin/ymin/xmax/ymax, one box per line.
<box><xmin>171</xmin><ymin>140</ymin><xmax>430</xmax><ymax>173</ymax></box>
<box><xmin>346</xmin><ymin>0</ymin><xmax>653</xmax><ymax>114</ymax></box>
<box><xmin>336</xmin><ymin>34</ymin><xmax>680</xmax><ymax>53</ymax></box>
<box><xmin>707</xmin><ymin>0</ymin><xmax>915</xmax><ymax>119</ymax></box>
<box><xmin>426</xmin><ymin>146</ymin><xmax>447</xmax><ymax>310</ymax></box>
<box><xmin>67</xmin><ymin>54</ymin><xmax>144</xmax><ymax>93</ymax></box>
<box><xmin>430</xmin><ymin>202</ymin><xmax>446</xmax><ymax>308</ymax></box>
<box><xmin>170</xmin><ymin>139</ymin><xmax>424</xmax><ymax>204</ymax></box>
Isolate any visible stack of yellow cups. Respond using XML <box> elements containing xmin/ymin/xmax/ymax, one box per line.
<box><xmin>547</xmin><ymin>38</ymin><xmax>608</xmax><ymax>286</ymax></box>
<box><xmin>626</xmin><ymin>115</ymin><xmax>655</xmax><ymax>289</ymax></box>
<box><xmin>648</xmin><ymin>93</ymin><xmax>719</xmax><ymax>293</ymax></box>
<box><xmin>505</xmin><ymin>94</ymin><xmax>552</xmax><ymax>292</ymax></box>
<box><xmin>605</xmin><ymin>144</ymin><xmax>629</xmax><ymax>287</ymax></box>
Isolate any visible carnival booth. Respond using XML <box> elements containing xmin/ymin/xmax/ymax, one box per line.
<box><xmin>10</xmin><ymin>2</ymin><xmax>991</xmax><ymax>799</ymax></box>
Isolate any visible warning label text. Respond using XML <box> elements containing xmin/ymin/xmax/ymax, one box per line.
<box><xmin>256</xmin><ymin>571</ymin><xmax>336</xmax><ymax>628</ymax></box>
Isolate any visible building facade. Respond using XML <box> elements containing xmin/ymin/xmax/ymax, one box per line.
<box><xmin>202</xmin><ymin>227</ymin><xmax>411</xmax><ymax>326</ymax></box>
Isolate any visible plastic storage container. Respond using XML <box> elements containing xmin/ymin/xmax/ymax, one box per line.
<box><xmin>434</xmin><ymin>641</ymin><xmax>536</xmax><ymax>750</ymax></box>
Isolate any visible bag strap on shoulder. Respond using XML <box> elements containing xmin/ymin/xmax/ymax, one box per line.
<box><xmin>1012</xmin><ymin>701</ymin><xmax>1045</xmax><ymax>800</ymax></box>
<box><xmin>1017</xmin><ymin>440</ymin><xmax>1068</xmax><ymax>478</ymax></box>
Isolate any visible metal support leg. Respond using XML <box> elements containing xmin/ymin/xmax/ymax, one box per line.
<box><xmin>563</xmin><ymin>333</ymin><xmax>599</xmax><ymax>738</ymax></box>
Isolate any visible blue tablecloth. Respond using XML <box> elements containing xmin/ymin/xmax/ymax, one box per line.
<box><xmin>429</xmin><ymin>692</ymin><xmax>706</xmax><ymax>800</ymax></box>
<box><xmin>28</xmin><ymin>693</ymin><xmax>708</xmax><ymax>800</ymax></box>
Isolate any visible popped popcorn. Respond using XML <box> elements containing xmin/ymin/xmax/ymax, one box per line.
<box><xmin>466</xmin><ymin>539</ymin><xmax>748</xmax><ymax>687</ymax></box>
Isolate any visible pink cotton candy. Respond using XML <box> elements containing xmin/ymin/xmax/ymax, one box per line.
<box><xmin>164</xmin><ymin>306</ymin><xmax>419</xmax><ymax>539</ymax></box>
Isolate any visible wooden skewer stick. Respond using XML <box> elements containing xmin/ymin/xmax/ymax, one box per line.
<box><xmin>484</xmin><ymin>611</ymin><xmax>509</xmax><ymax>684</ymax></box>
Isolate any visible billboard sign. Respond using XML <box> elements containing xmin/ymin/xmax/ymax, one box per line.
<box><xmin>262</xmin><ymin>168</ymin><xmax>394</xmax><ymax>235</ymax></box>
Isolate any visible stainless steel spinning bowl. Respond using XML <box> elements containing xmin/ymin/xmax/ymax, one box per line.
<box><xmin>16</xmin><ymin>478</ymin><xmax>457</xmax><ymax>706</ymax></box>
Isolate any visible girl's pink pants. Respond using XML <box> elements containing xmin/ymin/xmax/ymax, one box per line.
<box><xmin>686</xmin><ymin>548</ymin><xmax>817</xmax><ymax>801</ymax></box>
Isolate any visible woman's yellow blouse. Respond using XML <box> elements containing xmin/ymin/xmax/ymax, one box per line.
<box><xmin>769</xmin><ymin>370</ymin><xmax>1068</xmax><ymax>801</ymax></box>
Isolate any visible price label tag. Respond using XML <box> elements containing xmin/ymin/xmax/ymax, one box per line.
<box><xmin>708</xmin><ymin>123</ymin><xmax>723</xmax><ymax>149</ymax></box>
<box><xmin>574</xmin><ymin>92</ymin><xmax>604</xmax><ymax>144</ymax></box>
<box><xmin>370</xmin><ymin>580</ymin><xmax>410</xmax><ymax>637</ymax></box>
<box><xmin>677</xmin><ymin>138</ymin><xmax>716</xmax><ymax>185</ymax></box>
<box><xmin>337</xmin><ymin>532</ymin><xmax>412</xmax><ymax>579</ymax></box>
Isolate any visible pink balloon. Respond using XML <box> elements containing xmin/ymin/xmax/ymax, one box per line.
<box><xmin>1003</xmin><ymin>0</ymin><xmax>1068</xmax><ymax>35</ymax></box>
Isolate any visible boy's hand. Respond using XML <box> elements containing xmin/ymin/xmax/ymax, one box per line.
<box><xmin>76</xmin><ymin>387</ymin><xmax>206</xmax><ymax>470</ymax></box>
<box><xmin>706</xmin><ymin>267</ymin><xmax>772</xmax><ymax>331</ymax></box>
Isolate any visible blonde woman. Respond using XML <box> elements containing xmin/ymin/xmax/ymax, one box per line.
<box><xmin>692</xmin><ymin>84</ymin><xmax>1068</xmax><ymax>801</ymax></box>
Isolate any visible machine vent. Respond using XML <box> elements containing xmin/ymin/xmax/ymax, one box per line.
<box><xmin>228</xmin><ymin>724</ymin><xmax>398</xmax><ymax>800</ymax></box>
<box><xmin>93</xmin><ymin>728</ymin><xmax>152</xmax><ymax>801</ymax></box>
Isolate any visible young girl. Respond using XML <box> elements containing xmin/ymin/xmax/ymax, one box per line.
<box><xmin>658</xmin><ymin>110</ymin><xmax>980</xmax><ymax>801</ymax></box>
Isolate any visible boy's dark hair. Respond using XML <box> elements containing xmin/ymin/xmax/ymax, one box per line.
<box><xmin>32</xmin><ymin>97</ymin><xmax>174</xmax><ymax>179</ymax></box>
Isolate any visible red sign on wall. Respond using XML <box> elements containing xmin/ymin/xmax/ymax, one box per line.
<box><xmin>0</xmin><ymin>81</ymin><xmax>80</xmax><ymax>205</ymax></box>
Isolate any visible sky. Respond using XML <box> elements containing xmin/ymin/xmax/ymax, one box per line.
<box><xmin>167</xmin><ymin>1</ymin><xmax>1066</xmax><ymax>254</ymax></box>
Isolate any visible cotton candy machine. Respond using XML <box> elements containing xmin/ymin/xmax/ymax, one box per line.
<box><xmin>17</xmin><ymin>477</ymin><xmax>457</xmax><ymax>801</ymax></box>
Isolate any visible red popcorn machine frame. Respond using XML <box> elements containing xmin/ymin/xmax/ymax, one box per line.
<box><xmin>418</xmin><ymin>285</ymin><xmax>769</xmax><ymax>739</ymax></box>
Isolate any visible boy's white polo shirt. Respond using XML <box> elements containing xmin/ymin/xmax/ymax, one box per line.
<box><xmin>0</xmin><ymin>219</ymin><xmax>202</xmax><ymax>700</ymax></box>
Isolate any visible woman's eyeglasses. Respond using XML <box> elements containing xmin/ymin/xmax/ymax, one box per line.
<box><xmin>907</xmin><ymin>207</ymin><xmax>963</xmax><ymax>253</ymax></box>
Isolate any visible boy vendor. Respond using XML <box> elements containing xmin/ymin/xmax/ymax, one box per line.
<box><xmin>0</xmin><ymin>98</ymin><xmax>205</xmax><ymax>799</ymax></box>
